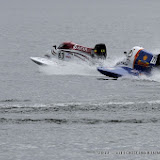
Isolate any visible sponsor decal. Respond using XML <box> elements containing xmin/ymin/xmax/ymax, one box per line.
<box><xmin>66</xmin><ymin>55</ymin><xmax>71</xmax><ymax>58</ymax></box>
<box><xmin>138</xmin><ymin>60</ymin><xmax>149</xmax><ymax>67</ymax></box>
<box><xmin>143</xmin><ymin>55</ymin><xmax>148</xmax><ymax>61</ymax></box>
<box><xmin>73</xmin><ymin>44</ymin><xmax>88</xmax><ymax>52</ymax></box>
<box><xmin>101</xmin><ymin>49</ymin><xmax>106</xmax><ymax>53</ymax></box>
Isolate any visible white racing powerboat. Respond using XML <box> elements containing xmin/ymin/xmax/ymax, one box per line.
<box><xmin>30</xmin><ymin>41</ymin><xmax>107</xmax><ymax>66</ymax></box>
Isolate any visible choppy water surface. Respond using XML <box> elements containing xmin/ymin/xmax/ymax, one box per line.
<box><xmin>1</xmin><ymin>0</ymin><xmax>160</xmax><ymax>159</ymax></box>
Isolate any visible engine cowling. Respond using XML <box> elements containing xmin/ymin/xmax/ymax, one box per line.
<box><xmin>156</xmin><ymin>54</ymin><xmax>160</xmax><ymax>66</ymax></box>
<box><xmin>92</xmin><ymin>43</ymin><xmax>107</xmax><ymax>59</ymax></box>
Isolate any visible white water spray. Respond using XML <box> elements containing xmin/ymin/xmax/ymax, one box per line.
<box><xmin>38</xmin><ymin>57</ymin><xmax>116</xmax><ymax>76</ymax></box>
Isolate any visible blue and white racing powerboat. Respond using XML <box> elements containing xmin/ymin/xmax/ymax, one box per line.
<box><xmin>97</xmin><ymin>46</ymin><xmax>160</xmax><ymax>78</ymax></box>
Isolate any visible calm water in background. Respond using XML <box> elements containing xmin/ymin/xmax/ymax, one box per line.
<box><xmin>1</xmin><ymin>0</ymin><xmax>160</xmax><ymax>159</ymax></box>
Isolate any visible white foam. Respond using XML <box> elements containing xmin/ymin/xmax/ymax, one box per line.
<box><xmin>38</xmin><ymin>58</ymin><xmax>116</xmax><ymax>76</ymax></box>
<box><xmin>2</xmin><ymin>100</ymin><xmax>160</xmax><ymax>108</ymax></box>
<box><xmin>146</xmin><ymin>69</ymin><xmax>160</xmax><ymax>82</ymax></box>
<box><xmin>38</xmin><ymin>54</ymin><xmax>160</xmax><ymax>82</ymax></box>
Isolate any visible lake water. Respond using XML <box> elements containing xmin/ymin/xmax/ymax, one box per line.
<box><xmin>1</xmin><ymin>0</ymin><xmax>160</xmax><ymax>159</ymax></box>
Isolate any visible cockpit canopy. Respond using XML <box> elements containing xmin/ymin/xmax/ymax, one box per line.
<box><xmin>58</xmin><ymin>42</ymin><xmax>75</xmax><ymax>50</ymax></box>
<box><xmin>125</xmin><ymin>46</ymin><xmax>144</xmax><ymax>59</ymax></box>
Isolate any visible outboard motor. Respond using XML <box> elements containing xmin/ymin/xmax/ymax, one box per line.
<box><xmin>92</xmin><ymin>43</ymin><xmax>107</xmax><ymax>59</ymax></box>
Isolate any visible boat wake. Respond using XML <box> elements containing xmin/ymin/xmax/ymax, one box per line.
<box><xmin>120</xmin><ymin>68</ymin><xmax>160</xmax><ymax>83</ymax></box>
<box><xmin>1</xmin><ymin>100</ymin><xmax>160</xmax><ymax>124</ymax></box>
<box><xmin>37</xmin><ymin>54</ymin><xmax>160</xmax><ymax>82</ymax></box>
<box><xmin>38</xmin><ymin>57</ymin><xmax>116</xmax><ymax>76</ymax></box>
